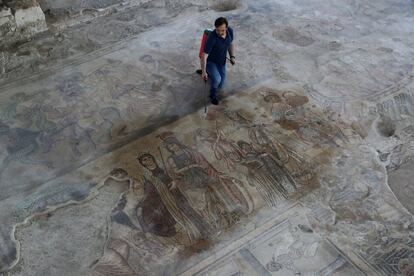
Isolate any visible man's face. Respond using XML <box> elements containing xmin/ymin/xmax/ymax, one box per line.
<box><xmin>110</xmin><ymin>168</ymin><xmax>128</xmax><ymax>180</ymax></box>
<box><xmin>265</xmin><ymin>95</ymin><xmax>281</xmax><ymax>103</ymax></box>
<box><xmin>216</xmin><ymin>24</ymin><xmax>227</xmax><ymax>37</ymax></box>
<box><xmin>241</xmin><ymin>143</ymin><xmax>252</xmax><ymax>152</ymax></box>
<box><xmin>140</xmin><ymin>155</ymin><xmax>157</xmax><ymax>170</ymax></box>
<box><xmin>132</xmin><ymin>180</ymin><xmax>141</xmax><ymax>194</ymax></box>
<box><xmin>166</xmin><ymin>142</ymin><xmax>180</xmax><ymax>153</ymax></box>
<box><xmin>198</xmin><ymin>129</ymin><xmax>215</xmax><ymax>139</ymax></box>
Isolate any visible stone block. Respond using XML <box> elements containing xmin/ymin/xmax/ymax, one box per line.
<box><xmin>0</xmin><ymin>7</ymin><xmax>12</xmax><ymax>30</ymax></box>
<box><xmin>0</xmin><ymin>16</ymin><xmax>10</xmax><ymax>25</ymax></box>
<box><xmin>14</xmin><ymin>4</ymin><xmax>46</xmax><ymax>29</ymax></box>
<box><xmin>0</xmin><ymin>7</ymin><xmax>12</xmax><ymax>18</ymax></box>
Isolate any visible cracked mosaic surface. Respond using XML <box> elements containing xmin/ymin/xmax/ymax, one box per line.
<box><xmin>0</xmin><ymin>0</ymin><xmax>414</xmax><ymax>275</ymax></box>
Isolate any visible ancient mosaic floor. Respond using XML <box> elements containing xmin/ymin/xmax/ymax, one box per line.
<box><xmin>1</xmin><ymin>0</ymin><xmax>414</xmax><ymax>275</ymax></box>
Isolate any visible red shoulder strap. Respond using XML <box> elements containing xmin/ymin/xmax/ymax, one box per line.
<box><xmin>199</xmin><ymin>32</ymin><xmax>209</xmax><ymax>59</ymax></box>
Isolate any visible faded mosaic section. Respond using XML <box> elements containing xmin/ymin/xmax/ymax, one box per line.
<box><xmin>190</xmin><ymin>209</ymin><xmax>362</xmax><ymax>276</ymax></box>
<box><xmin>0</xmin><ymin>53</ymin><xmax>195</xmax><ymax>194</ymax></box>
<box><xmin>1</xmin><ymin>0</ymin><xmax>414</xmax><ymax>274</ymax></box>
<box><xmin>11</xmin><ymin>86</ymin><xmax>359</xmax><ymax>275</ymax></box>
<box><xmin>7</xmin><ymin>83</ymin><xmax>414</xmax><ymax>276</ymax></box>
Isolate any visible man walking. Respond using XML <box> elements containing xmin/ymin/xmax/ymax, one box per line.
<box><xmin>201</xmin><ymin>17</ymin><xmax>236</xmax><ymax>105</ymax></box>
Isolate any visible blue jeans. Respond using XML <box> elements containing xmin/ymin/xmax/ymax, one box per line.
<box><xmin>206</xmin><ymin>62</ymin><xmax>226</xmax><ymax>99</ymax></box>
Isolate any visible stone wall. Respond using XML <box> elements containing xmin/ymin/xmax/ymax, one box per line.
<box><xmin>38</xmin><ymin>0</ymin><xmax>150</xmax><ymax>19</ymax></box>
<box><xmin>0</xmin><ymin>0</ymin><xmax>152</xmax><ymax>48</ymax></box>
<box><xmin>0</xmin><ymin>0</ymin><xmax>47</xmax><ymax>48</ymax></box>
<box><xmin>39</xmin><ymin>0</ymin><xmax>122</xmax><ymax>12</ymax></box>
<box><xmin>0</xmin><ymin>5</ymin><xmax>15</xmax><ymax>38</ymax></box>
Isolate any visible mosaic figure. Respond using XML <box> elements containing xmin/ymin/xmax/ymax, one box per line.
<box><xmin>56</xmin><ymin>72</ymin><xmax>88</xmax><ymax>102</ymax></box>
<box><xmin>307</xmin><ymin>117</ymin><xmax>349</xmax><ymax>146</ymax></box>
<box><xmin>137</xmin><ymin>152</ymin><xmax>214</xmax><ymax>242</ymax></box>
<box><xmin>276</xmin><ymin>117</ymin><xmax>348</xmax><ymax>148</ymax></box>
<box><xmin>57</xmin><ymin>116</ymin><xmax>97</xmax><ymax>159</ymax></box>
<box><xmin>159</xmin><ymin>132</ymin><xmax>253</xmax><ymax>226</ymax></box>
<box><xmin>92</xmin><ymin>239</ymin><xmax>139</xmax><ymax>276</ymax></box>
<box><xmin>399</xmin><ymin>258</ymin><xmax>414</xmax><ymax>275</ymax></box>
<box><xmin>224</xmin><ymin>110</ymin><xmax>293</xmax><ymax>162</ymax></box>
<box><xmin>196</xmin><ymin>127</ymin><xmax>243</xmax><ymax>172</ymax></box>
<box><xmin>0</xmin><ymin>92</ymin><xmax>34</xmax><ymax>124</ymax></box>
<box><xmin>111</xmin><ymin>194</ymin><xmax>140</xmax><ymax>231</ymax></box>
<box><xmin>18</xmin><ymin>104</ymin><xmax>59</xmax><ymax>134</ymax></box>
<box><xmin>262</xmin><ymin>90</ymin><xmax>308</xmax><ymax>120</ymax></box>
<box><xmin>236</xmin><ymin>140</ymin><xmax>297</xmax><ymax>206</ymax></box>
<box><xmin>263</xmin><ymin>92</ymin><xmax>292</xmax><ymax>121</ymax></box>
<box><xmin>0</xmin><ymin>126</ymin><xmax>53</xmax><ymax>177</ymax></box>
<box><xmin>132</xmin><ymin>163</ymin><xmax>177</xmax><ymax>238</ymax></box>
<box><xmin>224</xmin><ymin>109</ymin><xmax>317</xmax><ymax>185</ymax></box>
<box><xmin>95</xmin><ymin>106</ymin><xmax>128</xmax><ymax>144</ymax></box>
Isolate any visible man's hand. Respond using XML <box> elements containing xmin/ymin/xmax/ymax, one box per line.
<box><xmin>202</xmin><ymin>70</ymin><xmax>208</xmax><ymax>81</ymax></box>
<box><xmin>230</xmin><ymin>56</ymin><xmax>236</xmax><ymax>65</ymax></box>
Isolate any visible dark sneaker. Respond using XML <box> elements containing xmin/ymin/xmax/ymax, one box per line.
<box><xmin>211</xmin><ymin>97</ymin><xmax>219</xmax><ymax>105</ymax></box>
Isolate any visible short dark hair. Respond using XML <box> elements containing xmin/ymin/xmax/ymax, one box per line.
<box><xmin>136</xmin><ymin>152</ymin><xmax>155</xmax><ymax>165</ymax></box>
<box><xmin>237</xmin><ymin>140</ymin><xmax>251</xmax><ymax>149</ymax></box>
<box><xmin>215</xmin><ymin>17</ymin><xmax>228</xmax><ymax>28</ymax></box>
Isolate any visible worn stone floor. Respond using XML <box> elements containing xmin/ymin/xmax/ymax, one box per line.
<box><xmin>1</xmin><ymin>0</ymin><xmax>414</xmax><ymax>275</ymax></box>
